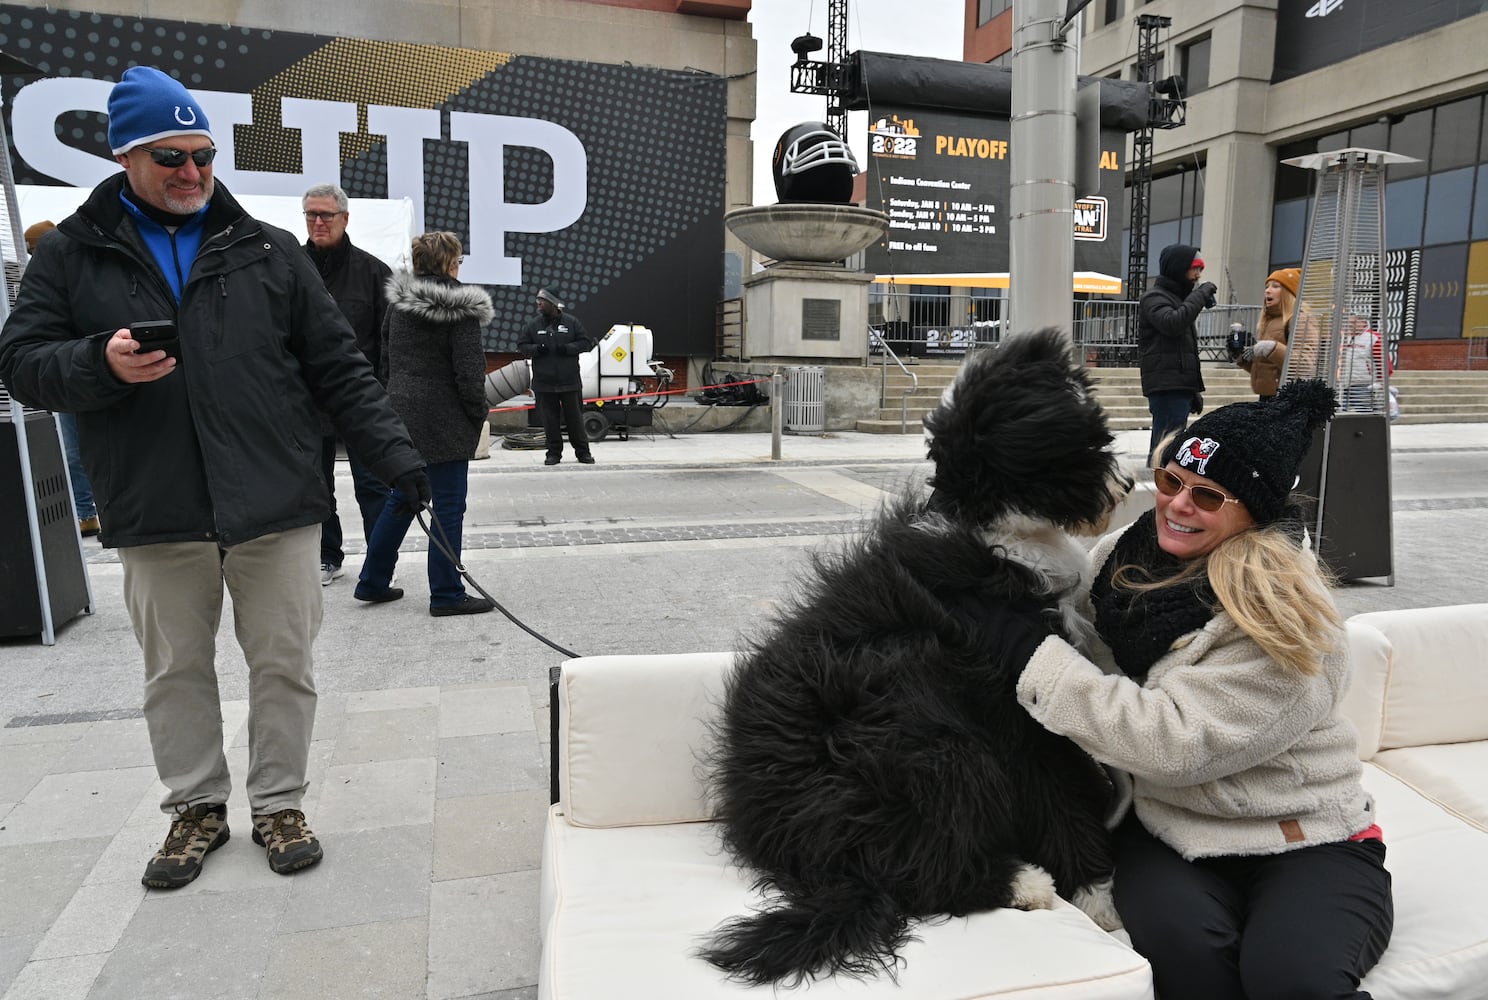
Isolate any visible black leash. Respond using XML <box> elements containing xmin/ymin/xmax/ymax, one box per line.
<box><xmin>413</xmin><ymin>507</ymin><xmax>580</xmax><ymax>659</ymax></box>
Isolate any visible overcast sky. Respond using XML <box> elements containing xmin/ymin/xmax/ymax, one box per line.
<box><xmin>747</xmin><ymin>0</ymin><xmax>963</xmax><ymax>206</ymax></box>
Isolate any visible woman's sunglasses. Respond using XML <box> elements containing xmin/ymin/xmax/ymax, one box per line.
<box><xmin>142</xmin><ymin>145</ymin><xmax>217</xmax><ymax>169</ymax></box>
<box><xmin>1151</xmin><ymin>468</ymin><xmax>1242</xmax><ymax>513</ymax></box>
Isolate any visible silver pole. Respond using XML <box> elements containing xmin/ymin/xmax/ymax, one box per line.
<box><xmin>1009</xmin><ymin>0</ymin><xmax>1079</xmax><ymax>341</ymax></box>
<box><xmin>770</xmin><ymin>368</ymin><xmax>783</xmax><ymax>461</ymax></box>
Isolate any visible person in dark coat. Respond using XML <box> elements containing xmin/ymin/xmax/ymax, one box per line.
<box><xmin>1138</xmin><ymin>243</ymin><xmax>1217</xmax><ymax>459</ymax></box>
<box><xmin>0</xmin><ymin>67</ymin><xmax>429</xmax><ymax>889</ymax></box>
<box><xmin>354</xmin><ymin>231</ymin><xmax>496</xmax><ymax>617</ymax></box>
<box><xmin>519</xmin><ymin>288</ymin><xmax>595</xmax><ymax>465</ymax></box>
<box><xmin>303</xmin><ymin>182</ymin><xmax>393</xmax><ymax>586</ymax></box>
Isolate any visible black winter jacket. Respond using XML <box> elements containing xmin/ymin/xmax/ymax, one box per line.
<box><xmin>305</xmin><ymin>235</ymin><xmax>391</xmax><ymax>376</ymax></box>
<box><xmin>0</xmin><ymin>174</ymin><xmax>423</xmax><ymax>548</ymax></box>
<box><xmin>381</xmin><ymin>271</ymin><xmax>493</xmax><ymax>465</ymax></box>
<box><xmin>1136</xmin><ymin>243</ymin><xmax>1209</xmax><ymax>396</ymax></box>
<box><xmin>518</xmin><ymin>310</ymin><xmax>593</xmax><ymax>393</ymax></box>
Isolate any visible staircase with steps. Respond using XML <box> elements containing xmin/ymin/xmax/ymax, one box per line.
<box><xmin>856</xmin><ymin>362</ymin><xmax>1488</xmax><ymax>434</ymax></box>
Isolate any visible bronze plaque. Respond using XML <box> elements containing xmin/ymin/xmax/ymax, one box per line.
<box><xmin>802</xmin><ymin>298</ymin><xmax>841</xmax><ymax>341</ymax></box>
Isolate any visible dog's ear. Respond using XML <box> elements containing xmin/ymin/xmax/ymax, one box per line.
<box><xmin>924</xmin><ymin>329</ymin><xmax>1118</xmax><ymax>529</ymax></box>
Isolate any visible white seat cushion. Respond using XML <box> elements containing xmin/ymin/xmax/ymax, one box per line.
<box><xmin>1372</xmin><ymin>742</ymin><xmax>1488</xmax><ymax>833</ymax></box>
<box><xmin>1357</xmin><ymin>764</ymin><xmax>1488</xmax><ymax>999</ymax></box>
<box><xmin>540</xmin><ymin>807</ymin><xmax>1153</xmax><ymax>1000</ymax></box>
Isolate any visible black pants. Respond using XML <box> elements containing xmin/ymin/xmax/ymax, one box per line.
<box><xmin>319</xmin><ymin>435</ymin><xmax>391</xmax><ymax>567</ymax></box>
<box><xmin>1114</xmin><ymin>817</ymin><xmax>1393</xmax><ymax>999</ymax></box>
<box><xmin>536</xmin><ymin>389</ymin><xmax>591</xmax><ymax>460</ymax></box>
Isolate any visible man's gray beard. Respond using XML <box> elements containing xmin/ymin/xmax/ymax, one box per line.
<box><xmin>162</xmin><ymin>180</ymin><xmax>212</xmax><ymax>214</ymax></box>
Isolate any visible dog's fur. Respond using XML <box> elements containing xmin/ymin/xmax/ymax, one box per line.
<box><xmin>700</xmin><ymin>330</ymin><xmax>1132</xmax><ymax>986</ymax></box>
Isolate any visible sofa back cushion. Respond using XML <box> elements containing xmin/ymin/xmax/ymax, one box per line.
<box><xmin>1343</xmin><ymin>604</ymin><xmax>1488</xmax><ymax>758</ymax></box>
<box><xmin>556</xmin><ymin>652</ymin><xmax>734</xmax><ymax>828</ymax></box>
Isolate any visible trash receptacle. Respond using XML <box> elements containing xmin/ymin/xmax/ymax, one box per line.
<box><xmin>783</xmin><ymin>366</ymin><xmax>825</xmax><ymax>434</ymax></box>
<box><xmin>1</xmin><ymin>403</ymin><xmax>92</xmax><ymax>642</ymax></box>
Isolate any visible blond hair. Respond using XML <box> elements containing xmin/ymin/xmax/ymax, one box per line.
<box><xmin>1128</xmin><ymin>431</ymin><xmax>1343</xmax><ymax>676</ymax></box>
<box><xmin>411</xmin><ymin>231</ymin><xmax>462</xmax><ymax>277</ymax></box>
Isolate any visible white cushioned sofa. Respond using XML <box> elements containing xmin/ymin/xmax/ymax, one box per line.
<box><xmin>538</xmin><ymin>603</ymin><xmax>1488</xmax><ymax>999</ymax></box>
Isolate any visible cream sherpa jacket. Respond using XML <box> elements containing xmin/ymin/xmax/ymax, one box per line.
<box><xmin>1016</xmin><ymin>527</ymin><xmax>1376</xmax><ymax>861</ymax></box>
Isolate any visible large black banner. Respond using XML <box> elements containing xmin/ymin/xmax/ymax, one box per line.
<box><xmin>1273</xmin><ymin>0</ymin><xmax>1488</xmax><ymax>83</ymax></box>
<box><xmin>0</xmin><ymin>6</ymin><xmax>727</xmax><ymax>354</ymax></box>
<box><xmin>863</xmin><ymin>105</ymin><xmax>1124</xmax><ymax>283</ymax></box>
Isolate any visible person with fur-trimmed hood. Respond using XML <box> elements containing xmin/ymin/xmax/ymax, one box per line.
<box><xmin>354</xmin><ymin>231</ymin><xmax>496</xmax><ymax>617</ymax></box>
<box><xmin>1138</xmin><ymin>243</ymin><xmax>1217</xmax><ymax>459</ymax></box>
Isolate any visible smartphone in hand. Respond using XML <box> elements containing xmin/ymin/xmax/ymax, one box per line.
<box><xmin>130</xmin><ymin>320</ymin><xmax>179</xmax><ymax>361</ymax></box>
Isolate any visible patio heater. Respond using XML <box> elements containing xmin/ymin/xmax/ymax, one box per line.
<box><xmin>1279</xmin><ymin>147</ymin><xmax>1416</xmax><ymax>583</ymax></box>
<box><xmin>0</xmin><ymin>55</ymin><xmax>94</xmax><ymax>642</ymax></box>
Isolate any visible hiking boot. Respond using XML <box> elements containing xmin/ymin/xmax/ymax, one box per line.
<box><xmin>141</xmin><ymin>802</ymin><xmax>229</xmax><ymax>889</ymax></box>
<box><xmin>251</xmin><ymin>809</ymin><xmax>323</xmax><ymax>874</ymax></box>
<box><xmin>577</xmin><ymin>454</ymin><xmax>596</xmax><ymax>465</ymax></box>
<box><xmin>544</xmin><ymin>455</ymin><xmax>561</xmax><ymax>466</ymax></box>
<box><xmin>78</xmin><ymin>515</ymin><xmax>101</xmax><ymax>537</ymax></box>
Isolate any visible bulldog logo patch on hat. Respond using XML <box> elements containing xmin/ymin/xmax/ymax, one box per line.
<box><xmin>1176</xmin><ymin>436</ymin><xmax>1220</xmax><ymax>476</ymax></box>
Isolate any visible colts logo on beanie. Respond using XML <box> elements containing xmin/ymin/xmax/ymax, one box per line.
<box><xmin>1161</xmin><ymin>380</ymin><xmax>1338</xmax><ymax>524</ymax></box>
<box><xmin>107</xmin><ymin>66</ymin><xmax>212</xmax><ymax>156</ymax></box>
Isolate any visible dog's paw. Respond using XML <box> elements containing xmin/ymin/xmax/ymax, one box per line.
<box><xmin>1008</xmin><ymin>863</ymin><xmax>1058</xmax><ymax>911</ymax></box>
<box><xmin>1071</xmin><ymin>878</ymin><xmax>1123</xmax><ymax>931</ymax></box>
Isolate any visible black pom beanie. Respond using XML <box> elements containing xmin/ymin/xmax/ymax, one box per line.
<box><xmin>1160</xmin><ymin>379</ymin><xmax>1338</xmax><ymax>524</ymax></box>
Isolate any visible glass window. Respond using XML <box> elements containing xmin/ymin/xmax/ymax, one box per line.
<box><xmin>1102</xmin><ymin>0</ymin><xmax>1121</xmax><ymax>27</ymax></box>
<box><xmin>1316</xmin><ymin>130</ymin><xmax>1349</xmax><ymax>154</ymax></box>
<box><xmin>1349</xmin><ymin>120</ymin><xmax>1388</xmax><ymax>152</ymax></box>
<box><xmin>1275</xmin><ymin>140</ymin><xmax>1318</xmax><ymax>202</ymax></box>
<box><xmin>1431</xmin><ymin>96</ymin><xmax>1481</xmax><ymax>172</ymax></box>
<box><xmin>1388</xmin><ymin>110</ymin><xmax>1431</xmax><ymax>180</ymax></box>
<box><xmin>1148</xmin><ymin>220</ymin><xmax>1180</xmax><ymax>273</ymax></box>
<box><xmin>1151</xmin><ymin>172</ymin><xmax>1183</xmax><ymax>223</ymax></box>
<box><xmin>1473</xmin><ymin>164</ymin><xmax>1488</xmax><ymax>240</ymax></box>
<box><xmin>1424</xmin><ymin>167</ymin><xmax>1474</xmax><ymax>245</ymax></box>
<box><xmin>1385</xmin><ymin>176</ymin><xmax>1426</xmax><ymax>249</ymax></box>
<box><xmin>1271</xmin><ymin>198</ymin><xmax>1309</xmax><ymax>264</ymax></box>
<box><xmin>1180</xmin><ymin>36</ymin><xmax>1211</xmax><ymax>95</ymax></box>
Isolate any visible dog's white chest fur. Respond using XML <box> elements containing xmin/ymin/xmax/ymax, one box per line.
<box><xmin>979</xmin><ymin>514</ymin><xmax>1098</xmax><ymax>649</ymax></box>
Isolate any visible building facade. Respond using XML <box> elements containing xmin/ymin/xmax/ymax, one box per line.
<box><xmin>968</xmin><ymin>0</ymin><xmax>1488</xmax><ymax>366</ymax></box>
<box><xmin>1</xmin><ymin>0</ymin><xmax>756</xmax><ymax>371</ymax></box>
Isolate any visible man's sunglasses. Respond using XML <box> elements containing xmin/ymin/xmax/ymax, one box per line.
<box><xmin>142</xmin><ymin>145</ymin><xmax>217</xmax><ymax>169</ymax></box>
<box><xmin>1151</xmin><ymin>468</ymin><xmax>1242</xmax><ymax>513</ymax></box>
<box><xmin>304</xmin><ymin>211</ymin><xmax>347</xmax><ymax>222</ymax></box>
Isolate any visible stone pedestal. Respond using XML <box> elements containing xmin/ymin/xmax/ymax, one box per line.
<box><xmin>742</xmin><ymin>263</ymin><xmax>874</xmax><ymax>362</ymax></box>
<box><xmin>724</xmin><ymin>203</ymin><xmax>889</xmax><ymax>365</ymax></box>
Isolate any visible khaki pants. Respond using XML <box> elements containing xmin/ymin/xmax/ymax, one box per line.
<box><xmin>120</xmin><ymin>524</ymin><xmax>321</xmax><ymax>815</ymax></box>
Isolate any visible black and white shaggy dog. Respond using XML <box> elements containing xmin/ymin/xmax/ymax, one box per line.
<box><xmin>700</xmin><ymin>329</ymin><xmax>1133</xmax><ymax>986</ymax></box>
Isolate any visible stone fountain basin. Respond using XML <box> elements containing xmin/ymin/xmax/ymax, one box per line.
<box><xmin>725</xmin><ymin>204</ymin><xmax>890</xmax><ymax>263</ymax></box>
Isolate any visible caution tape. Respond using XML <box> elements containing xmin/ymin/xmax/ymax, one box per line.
<box><xmin>488</xmin><ymin>377</ymin><xmax>770</xmax><ymax>413</ymax></box>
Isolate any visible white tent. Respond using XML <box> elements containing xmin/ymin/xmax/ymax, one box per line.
<box><xmin>15</xmin><ymin>185</ymin><xmax>416</xmax><ymax>271</ymax></box>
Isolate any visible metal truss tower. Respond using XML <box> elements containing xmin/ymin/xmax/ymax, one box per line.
<box><xmin>788</xmin><ymin>0</ymin><xmax>851</xmax><ymax>142</ymax></box>
<box><xmin>1127</xmin><ymin>14</ymin><xmax>1168</xmax><ymax>298</ymax></box>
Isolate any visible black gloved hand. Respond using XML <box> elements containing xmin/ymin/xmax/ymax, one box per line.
<box><xmin>392</xmin><ymin>468</ymin><xmax>433</xmax><ymax>513</ymax></box>
<box><xmin>534</xmin><ymin>343</ymin><xmax>550</xmax><ymax>357</ymax></box>
<box><xmin>1190</xmin><ymin>392</ymin><xmax>1204</xmax><ymax>415</ymax></box>
<box><xmin>1197</xmin><ymin>281</ymin><xmax>1218</xmax><ymax>308</ymax></box>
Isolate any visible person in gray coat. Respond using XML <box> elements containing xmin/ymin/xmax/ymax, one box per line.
<box><xmin>355</xmin><ymin>232</ymin><xmax>495</xmax><ymax>617</ymax></box>
<box><xmin>1011</xmin><ymin>381</ymin><xmax>1393</xmax><ymax>999</ymax></box>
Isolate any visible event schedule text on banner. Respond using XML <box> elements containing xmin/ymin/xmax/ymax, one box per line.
<box><xmin>863</xmin><ymin>105</ymin><xmax>1123</xmax><ymax>282</ymax></box>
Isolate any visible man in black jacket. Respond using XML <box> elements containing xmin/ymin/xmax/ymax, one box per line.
<box><xmin>519</xmin><ymin>288</ymin><xmax>596</xmax><ymax>465</ymax></box>
<box><xmin>0</xmin><ymin>67</ymin><xmax>430</xmax><ymax>890</ymax></box>
<box><xmin>1138</xmin><ymin>243</ymin><xmax>1217</xmax><ymax>459</ymax></box>
<box><xmin>302</xmin><ymin>182</ymin><xmax>393</xmax><ymax>586</ymax></box>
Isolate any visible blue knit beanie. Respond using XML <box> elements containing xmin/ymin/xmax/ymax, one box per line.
<box><xmin>107</xmin><ymin>67</ymin><xmax>212</xmax><ymax>155</ymax></box>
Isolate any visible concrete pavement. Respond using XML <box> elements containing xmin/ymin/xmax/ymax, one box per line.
<box><xmin>2</xmin><ymin>414</ymin><xmax>1486</xmax><ymax>999</ymax></box>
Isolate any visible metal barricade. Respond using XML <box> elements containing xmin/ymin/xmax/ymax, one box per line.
<box><xmin>783</xmin><ymin>366</ymin><xmax>826</xmax><ymax>434</ymax></box>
